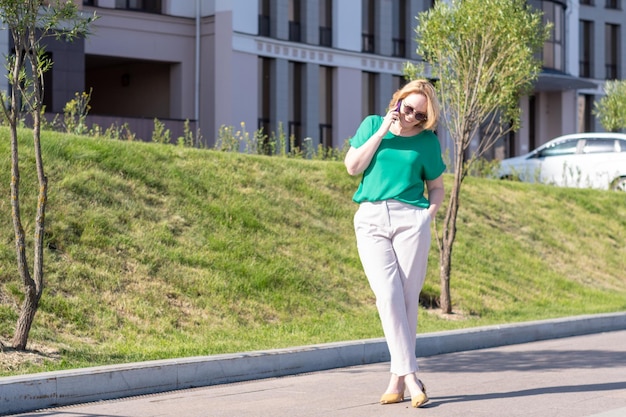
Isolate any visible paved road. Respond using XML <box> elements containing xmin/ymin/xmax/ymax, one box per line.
<box><xmin>6</xmin><ymin>329</ymin><xmax>626</xmax><ymax>417</ymax></box>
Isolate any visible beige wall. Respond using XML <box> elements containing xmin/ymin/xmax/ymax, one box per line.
<box><xmin>84</xmin><ymin>9</ymin><xmax>197</xmax><ymax>120</ymax></box>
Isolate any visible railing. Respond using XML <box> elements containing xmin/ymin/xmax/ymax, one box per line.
<box><xmin>288</xmin><ymin>120</ymin><xmax>302</xmax><ymax>150</ymax></box>
<box><xmin>257</xmin><ymin>117</ymin><xmax>270</xmax><ymax>136</ymax></box>
<box><xmin>392</xmin><ymin>38</ymin><xmax>406</xmax><ymax>57</ymax></box>
<box><xmin>579</xmin><ymin>60</ymin><xmax>592</xmax><ymax>78</ymax></box>
<box><xmin>258</xmin><ymin>15</ymin><xmax>270</xmax><ymax>37</ymax></box>
<box><xmin>319</xmin><ymin>26</ymin><xmax>332</xmax><ymax>47</ymax></box>
<box><xmin>362</xmin><ymin>33</ymin><xmax>375</xmax><ymax>53</ymax></box>
<box><xmin>319</xmin><ymin>123</ymin><xmax>332</xmax><ymax>148</ymax></box>
<box><xmin>606</xmin><ymin>64</ymin><xmax>618</xmax><ymax>80</ymax></box>
<box><xmin>114</xmin><ymin>0</ymin><xmax>162</xmax><ymax>14</ymax></box>
<box><xmin>289</xmin><ymin>21</ymin><xmax>301</xmax><ymax>42</ymax></box>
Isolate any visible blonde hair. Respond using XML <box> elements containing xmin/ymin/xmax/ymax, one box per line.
<box><xmin>388</xmin><ymin>79</ymin><xmax>440</xmax><ymax>131</ymax></box>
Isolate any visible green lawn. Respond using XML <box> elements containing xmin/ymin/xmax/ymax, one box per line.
<box><xmin>1</xmin><ymin>127</ymin><xmax>625</xmax><ymax>376</ymax></box>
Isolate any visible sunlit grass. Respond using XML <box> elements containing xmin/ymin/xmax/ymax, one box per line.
<box><xmin>0</xmin><ymin>127</ymin><xmax>625</xmax><ymax>376</ymax></box>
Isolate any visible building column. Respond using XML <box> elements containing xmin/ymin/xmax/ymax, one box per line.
<box><xmin>335</xmin><ymin>67</ymin><xmax>363</xmax><ymax>148</ymax></box>
<box><xmin>333</xmin><ymin>0</ymin><xmax>360</xmax><ymax>51</ymax></box>
<box><xmin>561</xmin><ymin>90</ymin><xmax>578</xmax><ymax>135</ymax></box>
<box><xmin>303</xmin><ymin>62</ymin><xmax>320</xmax><ymax>148</ymax></box>
<box><xmin>376</xmin><ymin>73</ymin><xmax>394</xmax><ymax>115</ymax></box>
<box><xmin>271</xmin><ymin>58</ymin><xmax>290</xmax><ymax>141</ymax></box>
<box><xmin>272</xmin><ymin>0</ymin><xmax>289</xmax><ymax>40</ymax></box>
<box><xmin>408</xmin><ymin>1</ymin><xmax>426</xmax><ymax>62</ymax></box>
<box><xmin>375</xmin><ymin>0</ymin><xmax>392</xmax><ymax>56</ymax></box>
<box><xmin>303</xmin><ymin>0</ymin><xmax>319</xmax><ymax>45</ymax></box>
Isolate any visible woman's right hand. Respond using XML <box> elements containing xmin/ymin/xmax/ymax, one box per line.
<box><xmin>345</xmin><ymin>111</ymin><xmax>397</xmax><ymax>176</ymax></box>
<box><xmin>379</xmin><ymin>107</ymin><xmax>399</xmax><ymax>135</ymax></box>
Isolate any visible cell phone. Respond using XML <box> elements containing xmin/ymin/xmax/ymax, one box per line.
<box><xmin>395</xmin><ymin>100</ymin><xmax>402</xmax><ymax>112</ymax></box>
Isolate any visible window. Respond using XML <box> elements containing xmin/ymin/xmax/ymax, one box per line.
<box><xmin>583</xmin><ymin>139</ymin><xmax>615</xmax><ymax>154</ymax></box>
<box><xmin>392</xmin><ymin>75</ymin><xmax>404</xmax><ymax>95</ymax></box>
<box><xmin>362</xmin><ymin>72</ymin><xmax>377</xmax><ymax>118</ymax></box>
<box><xmin>529</xmin><ymin>95</ymin><xmax>537</xmax><ymax>151</ymax></box>
<box><xmin>289</xmin><ymin>62</ymin><xmax>303</xmax><ymax>150</ymax></box>
<box><xmin>392</xmin><ymin>0</ymin><xmax>407</xmax><ymax>57</ymax></box>
<box><xmin>537</xmin><ymin>140</ymin><xmax>578</xmax><ymax>158</ymax></box>
<box><xmin>605</xmin><ymin>0</ymin><xmax>621</xmax><ymax>9</ymax></box>
<box><xmin>577</xmin><ymin>94</ymin><xmax>595</xmax><ymax>132</ymax></box>
<box><xmin>579</xmin><ymin>20</ymin><xmax>593</xmax><ymax>78</ymax></box>
<box><xmin>539</xmin><ymin>0</ymin><xmax>565</xmax><ymax>71</ymax></box>
<box><xmin>319</xmin><ymin>0</ymin><xmax>332</xmax><ymax>47</ymax></box>
<box><xmin>258</xmin><ymin>57</ymin><xmax>272</xmax><ymax>152</ymax></box>
<box><xmin>605</xmin><ymin>24</ymin><xmax>620</xmax><ymax>79</ymax></box>
<box><xmin>83</xmin><ymin>0</ymin><xmax>95</xmax><ymax>5</ymax></box>
<box><xmin>362</xmin><ymin>0</ymin><xmax>375</xmax><ymax>53</ymax></box>
<box><xmin>115</xmin><ymin>0</ymin><xmax>161</xmax><ymax>13</ymax></box>
<box><xmin>617</xmin><ymin>139</ymin><xmax>626</xmax><ymax>152</ymax></box>
<box><xmin>259</xmin><ymin>0</ymin><xmax>270</xmax><ymax>37</ymax></box>
<box><xmin>319</xmin><ymin>66</ymin><xmax>333</xmax><ymax>148</ymax></box>
<box><xmin>580</xmin><ymin>0</ymin><xmax>594</xmax><ymax>4</ymax></box>
<box><xmin>289</xmin><ymin>0</ymin><xmax>301</xmax><ymax>42</ymax></box>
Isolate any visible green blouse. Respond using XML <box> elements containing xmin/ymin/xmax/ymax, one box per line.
<box><xmin>350</xmin><ymin>115</ymin><xmax>446</xmax><ymax>208</ymax></box>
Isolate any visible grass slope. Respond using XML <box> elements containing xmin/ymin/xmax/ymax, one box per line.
<box><xmin>1</xmin><ymin>127</ymin><xmax>625</xmax><ymax>376</ymax></box>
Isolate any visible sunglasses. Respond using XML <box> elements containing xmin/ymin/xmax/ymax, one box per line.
<box><xmin>400</xmin><ymin>101</ymin><xmax>428</xmax><ymax>121</ymax></box>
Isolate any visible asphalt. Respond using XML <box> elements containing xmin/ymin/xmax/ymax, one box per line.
<box><xmin>2</xmin><ymin>312</ymin><xmax>626</xmax><ymax>417</ymax></box>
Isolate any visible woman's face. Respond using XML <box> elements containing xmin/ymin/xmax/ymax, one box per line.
<box><xmin>399</xmin><ymin>93</ymin><xmax>428</xmax><ymax>127</ymax></box>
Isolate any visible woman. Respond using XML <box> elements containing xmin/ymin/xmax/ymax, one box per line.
<box><xmin>344</xmin><ymin>79</ymin><xmax>445</xmax><ymax>408</ymax></box>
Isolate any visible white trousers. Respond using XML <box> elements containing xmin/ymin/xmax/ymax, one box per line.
<box><xmin>354</xmin><ymin>200</ymin><xmax>432</xmax><ymax>376</ymax></box>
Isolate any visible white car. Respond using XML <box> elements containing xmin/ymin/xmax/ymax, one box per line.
<box><xmin>499</xmin><ymin>132</ymin><xmax>626</xmax><ymax>191</ymax></box>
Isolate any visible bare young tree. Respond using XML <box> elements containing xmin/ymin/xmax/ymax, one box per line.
<box><xmin>0</xmin><ymin>0</ymin><xmax>95</xmax><ymax>350</ymax></box>
<box><xmin>405</xmin><ymin>0</ymin><xmax>549</xmax><ymax>313</ymax></box>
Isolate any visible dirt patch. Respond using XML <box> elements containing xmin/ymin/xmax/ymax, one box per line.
<box><xmin>0</xmin><ymin>340</ymin><xmax>61</xmax><ymax>373</ymax></box>
<box><xmin>424</xmin><ymin>308</ymin><xmax>473</xmax><ymax>321</ymax></box>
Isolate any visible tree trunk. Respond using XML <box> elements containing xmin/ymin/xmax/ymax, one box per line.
<box><xmin>9</xmin><ymin>120</ymin><xmax>37</xmax><ymax>350</ymax></box>
<box><xmin>31</xmin><ymin>37</ymin><xmax>48</xmax><ymax>334</ymax></box>
<box><xmin>9</xmin><ymin>26</ymin><xmax>46</xmax><ymax>350</ymax></box>
<box><xmin>438</xmin><ymin>145</ymin><xmax>466</xmax><ymax>314</ymax></box>
<box><xmin>12</xmin><ymin>281</ymin><xmax>42</xmax><ymax>350</ymax></box>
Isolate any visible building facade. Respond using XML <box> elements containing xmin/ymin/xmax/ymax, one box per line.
<box><xmin>0</xmin><ymin>0</ymin><xmax>623</xmax><ymax>159</ymax></box>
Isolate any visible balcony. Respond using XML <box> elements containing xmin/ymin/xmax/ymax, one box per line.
<box><xmin>319</xmin><ymin>26</ymin><xmax>332</xmax><ymax>47</ymax></box>
<box><xmin>362</xmin><ymin>33</ymin><xmax>374</xmax><ymax>53</ymax></box>
<box><xmin>392</xmin><ymin>38</ymin><xmax>406</xmax><ymax>58</ymax></box>
<box><xmin>289</xmin><ymin>21</ymin><xmax>301</xmax><ymax>42</ymax></box>
<box><xmin>258</xmin><ymin>15</ymin><xmax>270</xmax><ymax>37</ymax></box>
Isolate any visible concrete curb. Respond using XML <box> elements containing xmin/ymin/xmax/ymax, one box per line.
<box><xmin>2</xmin><ymin>312</ymin><xmax>625</xmax><ymax>415</ymax></box>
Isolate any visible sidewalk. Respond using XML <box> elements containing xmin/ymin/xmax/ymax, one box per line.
<box><xmin>2</xmin><ymin>312</ymin><xmax>626</xmax><ymax>416</ymax></box>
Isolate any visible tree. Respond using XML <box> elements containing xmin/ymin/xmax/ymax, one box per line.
<box><xmin>0</xmin><ymin>0</ymin><xmax>96</xmax><ymax>350</ymax></box>
<box><xmin>405</xmin><ymin>0</ymin><xmax>549</xmax><ymax>314</ymax></box>
<box><xmin>593</xmin><ymin>80</ymin><xmax>626</xmax><ymax>132</ymax></box>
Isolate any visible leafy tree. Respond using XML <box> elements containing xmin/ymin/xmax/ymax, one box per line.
<box><xmin>593</xmin><ymin>80</ymin><xmax>626</xmax><ymax>132</ymax></box>
<box><xmin>0</xmin><ymin>0</ymin><xmax>96</xmax><ymax>350</ymax></box>
<box><xmin>405</xmin><ymin>0</ymin><xmax>549</xmax><ymax>313</ymax></box>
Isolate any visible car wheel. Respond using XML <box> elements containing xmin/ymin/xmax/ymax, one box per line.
<box><xmin>611</xmin><ymin>177</ymin><xmax>626</xmax><ymax>191</ymax></box>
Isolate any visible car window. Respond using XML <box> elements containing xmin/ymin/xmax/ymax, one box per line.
<box><xmin>537</xmin><ymin>140</ymin><xmax>578</xmax><ymax>158</ymax></box>
<box><xmin>618</xmin><ymin>139</ymin><xmax>626</xmax><ymax>152</ymax></box>
<box><xmin>583</xmin><ymin>139</ymin><xmax>615</xmax><ymax>154</ymax></box>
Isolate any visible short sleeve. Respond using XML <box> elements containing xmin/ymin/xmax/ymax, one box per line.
<box><xmin>423</xmin><ymin>134</ymin><xmax>446</xmax><ymax>180</ymax></box>
<box><xmin>349</xmin><ymin>116</ymin><xmax>382</xmax><ymax>148</ymax></box>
